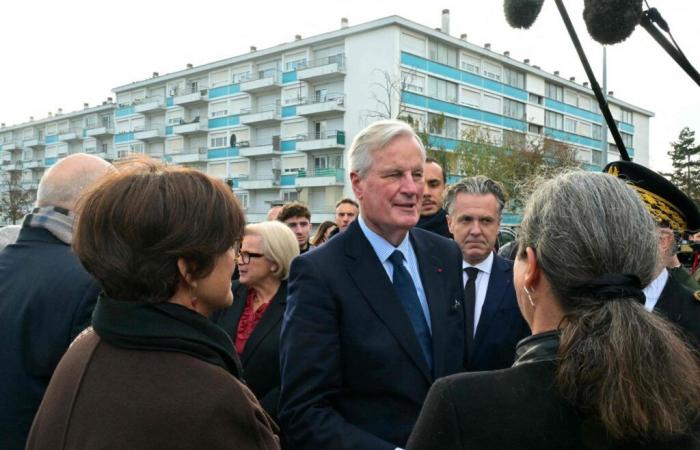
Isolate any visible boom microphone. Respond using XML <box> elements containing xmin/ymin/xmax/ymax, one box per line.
<box><xmin>503</xmin><ymin>0</ymin><xmax>545</xmax><ymax>29</ymax></box>
<box><xmin>583</xmin><ymin>0</ymin><xmax>643</xmax><ymax>44</ymax></box>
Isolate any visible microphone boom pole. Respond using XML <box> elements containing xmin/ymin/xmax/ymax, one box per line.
<box><xmin>553</xmin><ymin>0</ymin><xmax>631</xmax><ymax>161</ymax></box>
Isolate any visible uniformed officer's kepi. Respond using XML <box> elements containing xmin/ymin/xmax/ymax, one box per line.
<box><xmin>604</xmin><ymin>160</ymin><xmax>700</xmax><ymax>233</ymax></box>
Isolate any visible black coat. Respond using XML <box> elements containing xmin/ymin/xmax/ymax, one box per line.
<box><xmin>0</xmin><ymin>227</ymin><xmax>101</xmax><ymax>450</ymax></box>
<box><xmin>655</xmin><ymin>273</ymin><xmax>700</xmax><ymax>349</ymax></box>
<box><xmin>408</xmin><ymin>333</ymin><xmax>700</xmax><ymax>450</ymax></box>
<box><xmin>213</xmin><ymin>281</ymin><xmax>287</xmax><ymax>418</ymax></box>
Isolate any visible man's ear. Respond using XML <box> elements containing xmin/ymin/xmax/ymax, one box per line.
<box><xmin>350</xmin><ymin>171</ymin><xmax>363</xmax><ymax>201</ymax></box>
<box><xmin>447</xmin><ymin>214</ymin><xmax>454</xmax><ymax>235</ymax></box>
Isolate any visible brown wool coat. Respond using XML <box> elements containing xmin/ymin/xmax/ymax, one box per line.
<box><xmin>26</xmin><ymin>329</ymin><xmax>280</xmax><ymax>450</ymax></box>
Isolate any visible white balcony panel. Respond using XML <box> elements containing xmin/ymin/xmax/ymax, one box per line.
<box><xmin>297</xmin><ymin>63</ymin><xmax>345</xmax><ymax>82</ymax></box>
<box><xmin>58</xmin><ymin>132</ymin><xmax>81</xmax><ymax>142</ymax></box>
<box><xmin>238</xmin><ymin>179</ymin><xmax>277</xmax><ymax>190</ymax></box>
<box><xmin>295</xmin><ymin>175</ymin><xmax>342</xmax><ymax>188</ymax></box>
<box><xmin>135</xmin><ymin>100</ymin><xmax>165</xmax><ymax>114</ymax></box>
<box><xmin>173</xmin><ymin>91</ymin><xmax>207</xmax><ymax>106</ymax></box>
<box><xmin>238</xmin><ymin>144</ymin><xmax>280</xmax><ymax>158</ymax></box>
<box><xmin>172</xmin><ymin>122</ymin><xmax>208</xmax><ymax>135</ymax></box>
<box><xmin>24</xmin><ymin>138</ymin><xmax>45</xmax><ymax>148</ymax></box>
<box><xmin>134</xmin><ymin>129</ymin><xmax>165</xmax><ymax>141</ymax></box>
<box><xmin>24</xmin><ymin>161</ymin><xmax>42</xmax><ymax>169</ymax></box>
<box><xmin>86</xmin><ymin>126</ymin><xmax>114</xmax><ymax>137</ymax></box>
<box><xmin>239</xmin><ymin>111</ymin><xmax>281</xmax><ymax>126</ymax></box>
<box><xmin>240</xmin><ymin>77</ymin><xmax>280</xmax><ymax>93</ymax></box>
<box><xmin>169</xmin><ymin>149</ymin><xmax>208</xmax><ymax>164</ymax></box>
<box><xmin>296</xmin><ymin>137</ymin><xmax>344</xmax><ymax>152</ymax></box>
<box><xmin>296</xmin><ymin>100</ymin><xmax>345</xmax><ymax>117</ymax></box>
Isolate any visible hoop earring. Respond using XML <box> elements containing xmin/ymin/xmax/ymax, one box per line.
<box><xmin>524</xmin><ymin>286</ymin><xmax>535</xmax><ymax>307</ymax></box>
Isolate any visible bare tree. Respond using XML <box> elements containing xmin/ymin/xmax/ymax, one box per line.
<box><xmin>0</xmin><ymin>173</ymin><xmax>33</xmax><ymax>225</ymax></box>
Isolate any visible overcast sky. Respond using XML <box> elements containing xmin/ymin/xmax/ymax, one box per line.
<box><xmin>1</xmin><ymin>0</ymin><xmax>698</xmax><ymax>171</ymax></box>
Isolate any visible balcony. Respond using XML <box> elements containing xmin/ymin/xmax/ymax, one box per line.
<box><xmin>172</xmin><ymin>118</ymin><xmax>207</xmax><ymax>135</ymax></box>
<box><xmin>240</xmin><ymin>69</ymin><xmax>282</xmax><ymax>93</ymax></box>
<box><xmin>2</xmin><ymin>161</ymin><xmax>23</xmax><ymax>171</ymax></box>
<box><xmin>58</xmin><ymin>129</ymin><xmax>82</xmax><ymax>142</ymax></box>
<box><xmin>239</xmin><ymin>104</ymin><xmax>281</xmax><ymax>126</ymax></box>
<box><xmin>2</xmin><ymin>143</ymin><xmax>20</xmax><ymax>152</ymax></box>
<box><xmin>85</xmin><ymin>126</ymin><xmax>114</xmax><ymax>138</ymax></box>
<box><xmin>238</xmin><ymin>178</ymin><xmax>278</xmax><ymax>190</ymax></box>
<box><xmin>296</xmin><ymin>94</ymin><xmax>345</xmax><ymax>118</ymax></box>
<box><xmin>24</xmin><ymin>138</ymin><xmax>45</xmax><ymax>149</ymax></box>
<box><xmin>296</xmin><ymin>130</ymin><xmax>346</xmax><ymax>152</ymax></box>
<box><xmin>168</xmin><ymin>147</ymin><xmax>208</xmax><ymax>164</ymax></box>
<box><xmin>134</xmin><ymin>127</ymin><xmax>166</xmax><ymax>142</ymax></box>
<box><xmin>238</xmin><ymin>138</ymin><xmax>281</xmax><ymax>158</ymax></box>
<box><xmin>295</xmin><ymin>167</ymin><xmax>345</xmax><ymax>188</ymax></box>
<box><xmin>134</xmin><ymin>97</ymin><xmax>166</xmax><ymax>114</ymax></box>
<box><xmin>172</xmin><ymin>88</ymin><xmax>208</xmax><ymax>106</ymax></box>
<box><xmin>22</xmin><ymin>180</ymin><xmax>39</xmax><ymax>190</ymax></box>
<box><xmin>297</xmin><ymin>54</ymin><xmax>346</xmax><ymax>82</ymax></box>
<box><xmin>24</xmin><ymin>160</ymin><xmax>43</xmax><ymax>170</ymax></box>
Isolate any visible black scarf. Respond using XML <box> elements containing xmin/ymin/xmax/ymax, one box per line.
<box><xmin>512</xmin><ymin>330</ymin><xmax>560</xmax><ymax>366</ymax></box>
<box><xmin>416</xmin><ymin>208</ymin><xmax>452</xmax><ymax>239</ymax></box>
<box><xmin>92</xmin><ymin>294</ymin><xmax>242</xmax><ymax>378</ymax></box>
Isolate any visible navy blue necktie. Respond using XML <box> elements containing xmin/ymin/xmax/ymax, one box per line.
<box><xmin>464</xmin><ymin>267</ymin><xmax>480</xmax><ymax>350</ymax></box>
<box><xmin>388</xmin><ymin>250</ymin><xmax>433</xmax><ymax>372</ymax></box>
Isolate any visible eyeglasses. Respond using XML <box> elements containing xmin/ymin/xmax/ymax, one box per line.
<box><xmin>236</xmin><ymin>250</ymin><xmax>265</xmax><ymax>265</ymax></box>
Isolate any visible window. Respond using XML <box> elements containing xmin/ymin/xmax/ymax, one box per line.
<box><xmin>285</xmin><ymin>59</ymin><xmax>307</xmax><ymax>71</ymax></box>
<box><xmin>482</xmin><ymin>61</ymin><xmax>502</xmax><ymax>81</ymax></box>
<box><xmin>427</xmin><ymin>77</ymin><xmax>458</xmax><ymax>103</ymax></box>
<box><xmin>528</xmin><ymin>93</ymin><xmax>543</xmax><ymax>105</ymax></box>
<box><xmin>428</xmin><ymin>41</ymin><xmax>457</xmax><ymax>67</ymax></box>
<box><xmin>428</xmin><ymin>113</ymin><xmax>458</xmax><ymax>139</ymax></box>
<box><xmin>460</xmin><ymin>88</ymin><xmax>480</xmax><ymax>108</ymax></box>
<box><xmin>621</xmin><ymin>132</ymin><xmax>633</xmax><ymax>148</ymax></box>
<box><xmin>460</xmin><ymin>53</ymin><xmax>480</xmax><ymax>74</ymax></box>
<box><xmin>564</xmin><ymin>117</ymin><xmax>577</xmax><ymax>133</ymax></box>
<box><xmin>620</xmin><ymin>108</ymin><xmax>633</xmax><ymax>124</ymax></box>
<box><xmin>503</xmin><ymin>67</ymin><xmax>525</xmax><ymax>89</ymax></box>
<box><xmin>210</xmin><ymin>133</ymin><xmax>228</xmax><ymax>148</ymax></box>
<box><xmin>578</xmin><ymin>96</ymin><xmax>592</xmax><ymax>111</ymax></box>
<box><xmin>578</xmin><ymin>122</ymin><xmax>591</xmax><ymax>137</ymax></box>
<box><xmin>591</xmin><ymin>150</ymin><xmax>603</xmax><ymax>166</ymax></box>
<box><xmin>592</xmin><ymin>124</ymin><xmax>603</xmax><ymax>140</ymax></box>
<box><xmin>482</xmin><ymin>94</ymin><xmax>501</xmax><ymax>114</ymax></box>
<box><xmin>314</xmin><ymin>154</ymin><xmax>342</xmax><ymax>169</ymax></box>
<box><xmin>401</xmin><ymin>71</ymin><xmax>425</xmax><ymax>94</ymax></box>
<box><xmin>545</xmin><ymin>111</ymin><xmax>564</xmax><ymax>130</ymax></box>
<box><xmin>235</xmin><ymin>192</ymin><xmax>249</xmax><ymax>210</ymax></box>
<box><xmin>564</xmin><ymin>89</ymin><xmax>578</xmax><ymax>106</ymax></box>
<box><xmin>545</xmin><ymin>81</ymin><xmax>564</xmax><ymax>101</ymax></box>
<box><xmin>210</xmin><ymin>101</ymin><xmax>229</xmax><ymax>118</ymax></box>
<box><xmin>232</xmin><ymin>71</ymin><xmax>251</xmax><ymax>83</ymax></box>
<box><xmin>528</xmin><ymin>124</ymin><xmax>543</xmax><ymax>134</ymax></box>
<box><xmin>283</xmin><ymin>191</ymin><xmax>299</xmax><ymax>202</ymax></box>
<box><xmin>503</xmin><ymin>99</ymin><xmax>526</xmax><ymax>120</ymax></box>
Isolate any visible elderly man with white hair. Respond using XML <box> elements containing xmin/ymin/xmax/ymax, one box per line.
<box><xmin>0</xmin><ymin>153</ymin><xmax>113</xmax><ymax>450</ymax></box>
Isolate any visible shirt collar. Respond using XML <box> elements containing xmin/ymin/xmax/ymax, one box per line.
<box><xmin>462</xmin><ymin>251</ymin><xmax>494</xmax><ymax>275</ymax></box>
<box><xmin>358</xmin><ymin>215</ymin><xmax>412</xmax><ymax>263</ymax></box>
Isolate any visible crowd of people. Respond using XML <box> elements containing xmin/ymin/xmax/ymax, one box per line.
<box><xmin>1</xmin><ymin>119</ymin><xmax>699</xmax><ymax>450</ymax></box>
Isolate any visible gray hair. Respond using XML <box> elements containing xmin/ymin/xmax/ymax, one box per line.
<box><xmin>444</xmin><ymin>175</ymin><xmax>507</xmax><ymax>216</ymax></box>
<box><xmin>349</xmin><ymin>119</ymin><xmax>426</xmax><ymax>178</ymax></box>
<box><xmin>245</xmin><ymin>221</ymin><xmax>300</xmax><ymax>281</ymax></box>
<box><xmin>37</xmin><ymin>154</ymin><xmax>113</xmax><ymax>211</ymax></box>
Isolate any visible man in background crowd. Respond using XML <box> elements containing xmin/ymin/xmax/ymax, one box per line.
<box><xmin>334</xmin><ymin>197</ymin><xmax>359</xmax><ymax>233</ymax></box>
<box><xmin>415</xmin><ymin>158</ymin><xmax>451</xmax><ymax>239</ymax></box>
<box><xmin>279</xmin><ymin>202</ymin><xmax>314</xmax><ymax>254</ymax></box>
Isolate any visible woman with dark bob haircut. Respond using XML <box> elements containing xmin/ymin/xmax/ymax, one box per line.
<box><xmin>27</xmin><ymin>159</ymin><xmax>280</xmax><ymax>450</ymax></box>
<box><xmin>408</xmin><ymin>171</ymin><xmax>700</xmax><ymax>450</ymax></box>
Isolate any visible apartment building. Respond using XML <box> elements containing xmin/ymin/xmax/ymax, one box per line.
<box><xmin>1</xmin><ymin>13</ymin><xmax>653</xmax><ymax>224</ymax></box>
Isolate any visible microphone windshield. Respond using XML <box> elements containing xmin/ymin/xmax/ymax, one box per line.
<box><xmin>583</xmin><ymin>0</ymin><xmax>643</xmax><ymax>44</ymax></box>
<box><xmin>504</xmin><ymin>0</ymin><xmax>545</xmax><ymax>29</ymax></box>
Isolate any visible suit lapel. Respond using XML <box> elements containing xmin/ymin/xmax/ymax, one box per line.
<box><xmin>345</xmin><ymin>223</ymin><xmax>432</xmax><ymax>383</ymax></box>
<box><xmin>654</xmin><ymin>276</ymin><xmax>684</xmax><ymax>323</ymax></box>
<box><xmin>241</xmin><ymin>282</ymin><xmax>287</xmax><ymax>364</ymax></box>
<box><xmin>472</xmin><ymin>254</ymin><xmax>510</xmax><ymax>361</ymax></box>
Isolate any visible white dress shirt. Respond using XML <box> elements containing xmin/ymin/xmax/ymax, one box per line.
<box><xmin>462</xmin><ymin>252</ymin><xmax>495</xmax><ymax>337</ymax></box>
<box><xmin>643</xmin><ymin>268</ymin><xmax>668</xmax><ymax>312</ymax></box>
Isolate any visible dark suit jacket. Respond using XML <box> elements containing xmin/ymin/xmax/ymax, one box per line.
<box><xmin>465</xmin><ymin>253</ymin><xmax>530</xmax><ymax>371</ymax></box>
<box><xmin>407</xmin><ymin>360</ymin><xmax>699</xmax><ymax>450</ymax></box>
<box><xmin>0</xmin><ymin>227</ymin><xmax>101</xmax><ymax>450</ymax></box>
<box><xmin>212</xmin><ymin>281</ymin><xmax>287</xmax><ymax>418</ymax></box>
<box><xmin>655</xmin><ymin>273</ymin><xmax>700</xmax><ymax>348</ymax></box>
<box><xmin>279</xmin><ymin>221</ymin><xmax>465</xmax><ymax>450</ymax></box>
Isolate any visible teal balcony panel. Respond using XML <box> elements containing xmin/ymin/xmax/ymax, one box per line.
<box><xmin>114</xmin><ymin>132</ymin><xmax>135</xmax><ymax>144</ymax></box>
<box><xmin>281</xmin><ymin>174</ymin><xmax>296</xmax><ymax>186</ymax></box>
<box><xmin>282</xmin><ymin>106</ymin><xmax>297</xmax><ymax>118</ymax></box>
<box><xmin>402</xmin><ymin>92</ymin><xmax>527</xmax><ymax>133</ymax></box>
<box><xmin>166</xmin><ymin>126</ymin><xmax>174</xmax><ymax>136</ymax></box>
<box><xmin>501</xmin><ymin>213</ymin><xmax>522</xmax><ymax>226</ymax></box>
<box><xmin>44</xmin><ymin>157</ymin><xmax>58</xmax><ymax>166</ymax></box>
<box><xmin>116</xmin><ymin>106</ymin><xmax>135</xmax><ymax>117</ymax></box>
<box><xmin>45</xmin><ymin>135</ymin><xmax>58</xmax><ymax>144</ymax></box>
<box><xmin>208</xmin><ymin>115</ymin><xmax>241</xmax><ymax>129</ymax></box>
<box><xmin>544</xmin><ymin>98</ymin><xmax>602</xmax><ymax>123</ymax></box>
<box><xmin>583</xmin><ymin>163</ymin><xmax>602</xmax><ymax>172</ymax></box>
<box><xmin>401</xmin><ymin>52</ymin><xmax>528</xmax><ymax>102</ymax></box>
<box><xmin>208</xmin><ymin>84</ymin><xmax>241</xmax><ymax>99</ymax></box>
<box><xmin>281</xmin><ymin>139</ymin><xmax>297</xmax><ymax>152</ymax></box>
<box><xmin>545</xmin><ymin>128</ymin><xmax>602</xmax><ymax>149</ymax></box>
<box><xmin>619</xmin><ymin>122</ymin><xmax>634</xmax><ymax>134</ymax></box>
<box><xmin>207</xmin><ymin>147</ymin><xmax>240</xmax><ymax>159</ymax></box>
<box><xmin>231</xmin><ymin>178</ymin><xmax>240</xmax><ymax>188</ymax></box>
<box><xmin>427</xmin><ymin>135</ymin><xmax>460</xmax><ymax>151</ymax></box>
<box><xmin>282</xmin><ymin>71</ymin><xmax>297</xmax><ymax>83</ymax></box>
<box><xmin>166</xmin><ymin>97</ymin><xmax>174</xmax><ymax>107</ymax></box>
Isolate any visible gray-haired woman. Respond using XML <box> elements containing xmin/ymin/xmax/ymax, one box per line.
<box><xmin>408</xmin><ymin>171</ymin><xmax>700</xmax><ymax>450</ymax></box>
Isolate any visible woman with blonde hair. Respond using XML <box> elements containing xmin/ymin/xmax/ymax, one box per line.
<box><xmin>213</xmin><ymin>220</ymin><xmax>299</xmax><ymax>420</ymax></box>
<box><xmin>408</xmin><ymin>171</ymin><xmax>700</xmax><ymax>450</ymax></box>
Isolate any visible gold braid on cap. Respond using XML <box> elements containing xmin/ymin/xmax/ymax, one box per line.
<box><xmin>607</xmin><ymin>166</ymin><xmax>687</xmax><ymax>232</ymax></box>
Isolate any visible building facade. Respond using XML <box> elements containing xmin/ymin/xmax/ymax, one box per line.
<box><xmin>0</xmin><ymin>14</ymin><xmax>653</xmax><ymax>224</ymax></box>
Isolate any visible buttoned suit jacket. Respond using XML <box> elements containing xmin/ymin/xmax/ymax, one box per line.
<box><xmin>278</xmin><ymin>220</ymin><xmax>465</xmax><ymax>450</ymax></box>
<box><xmin>465</xmin><ymin>253</ymin><xmax>531</xmax><ymax>371</ymax></box>
<box><xmin>212</xmin><ymin>281</ymin><xmax>287</xmax><ymax>418</ymax></box>
<box><xmin>654</xmin><ymin>273</ymin><xmax>700</xmax><ymax>349</ymax></box>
